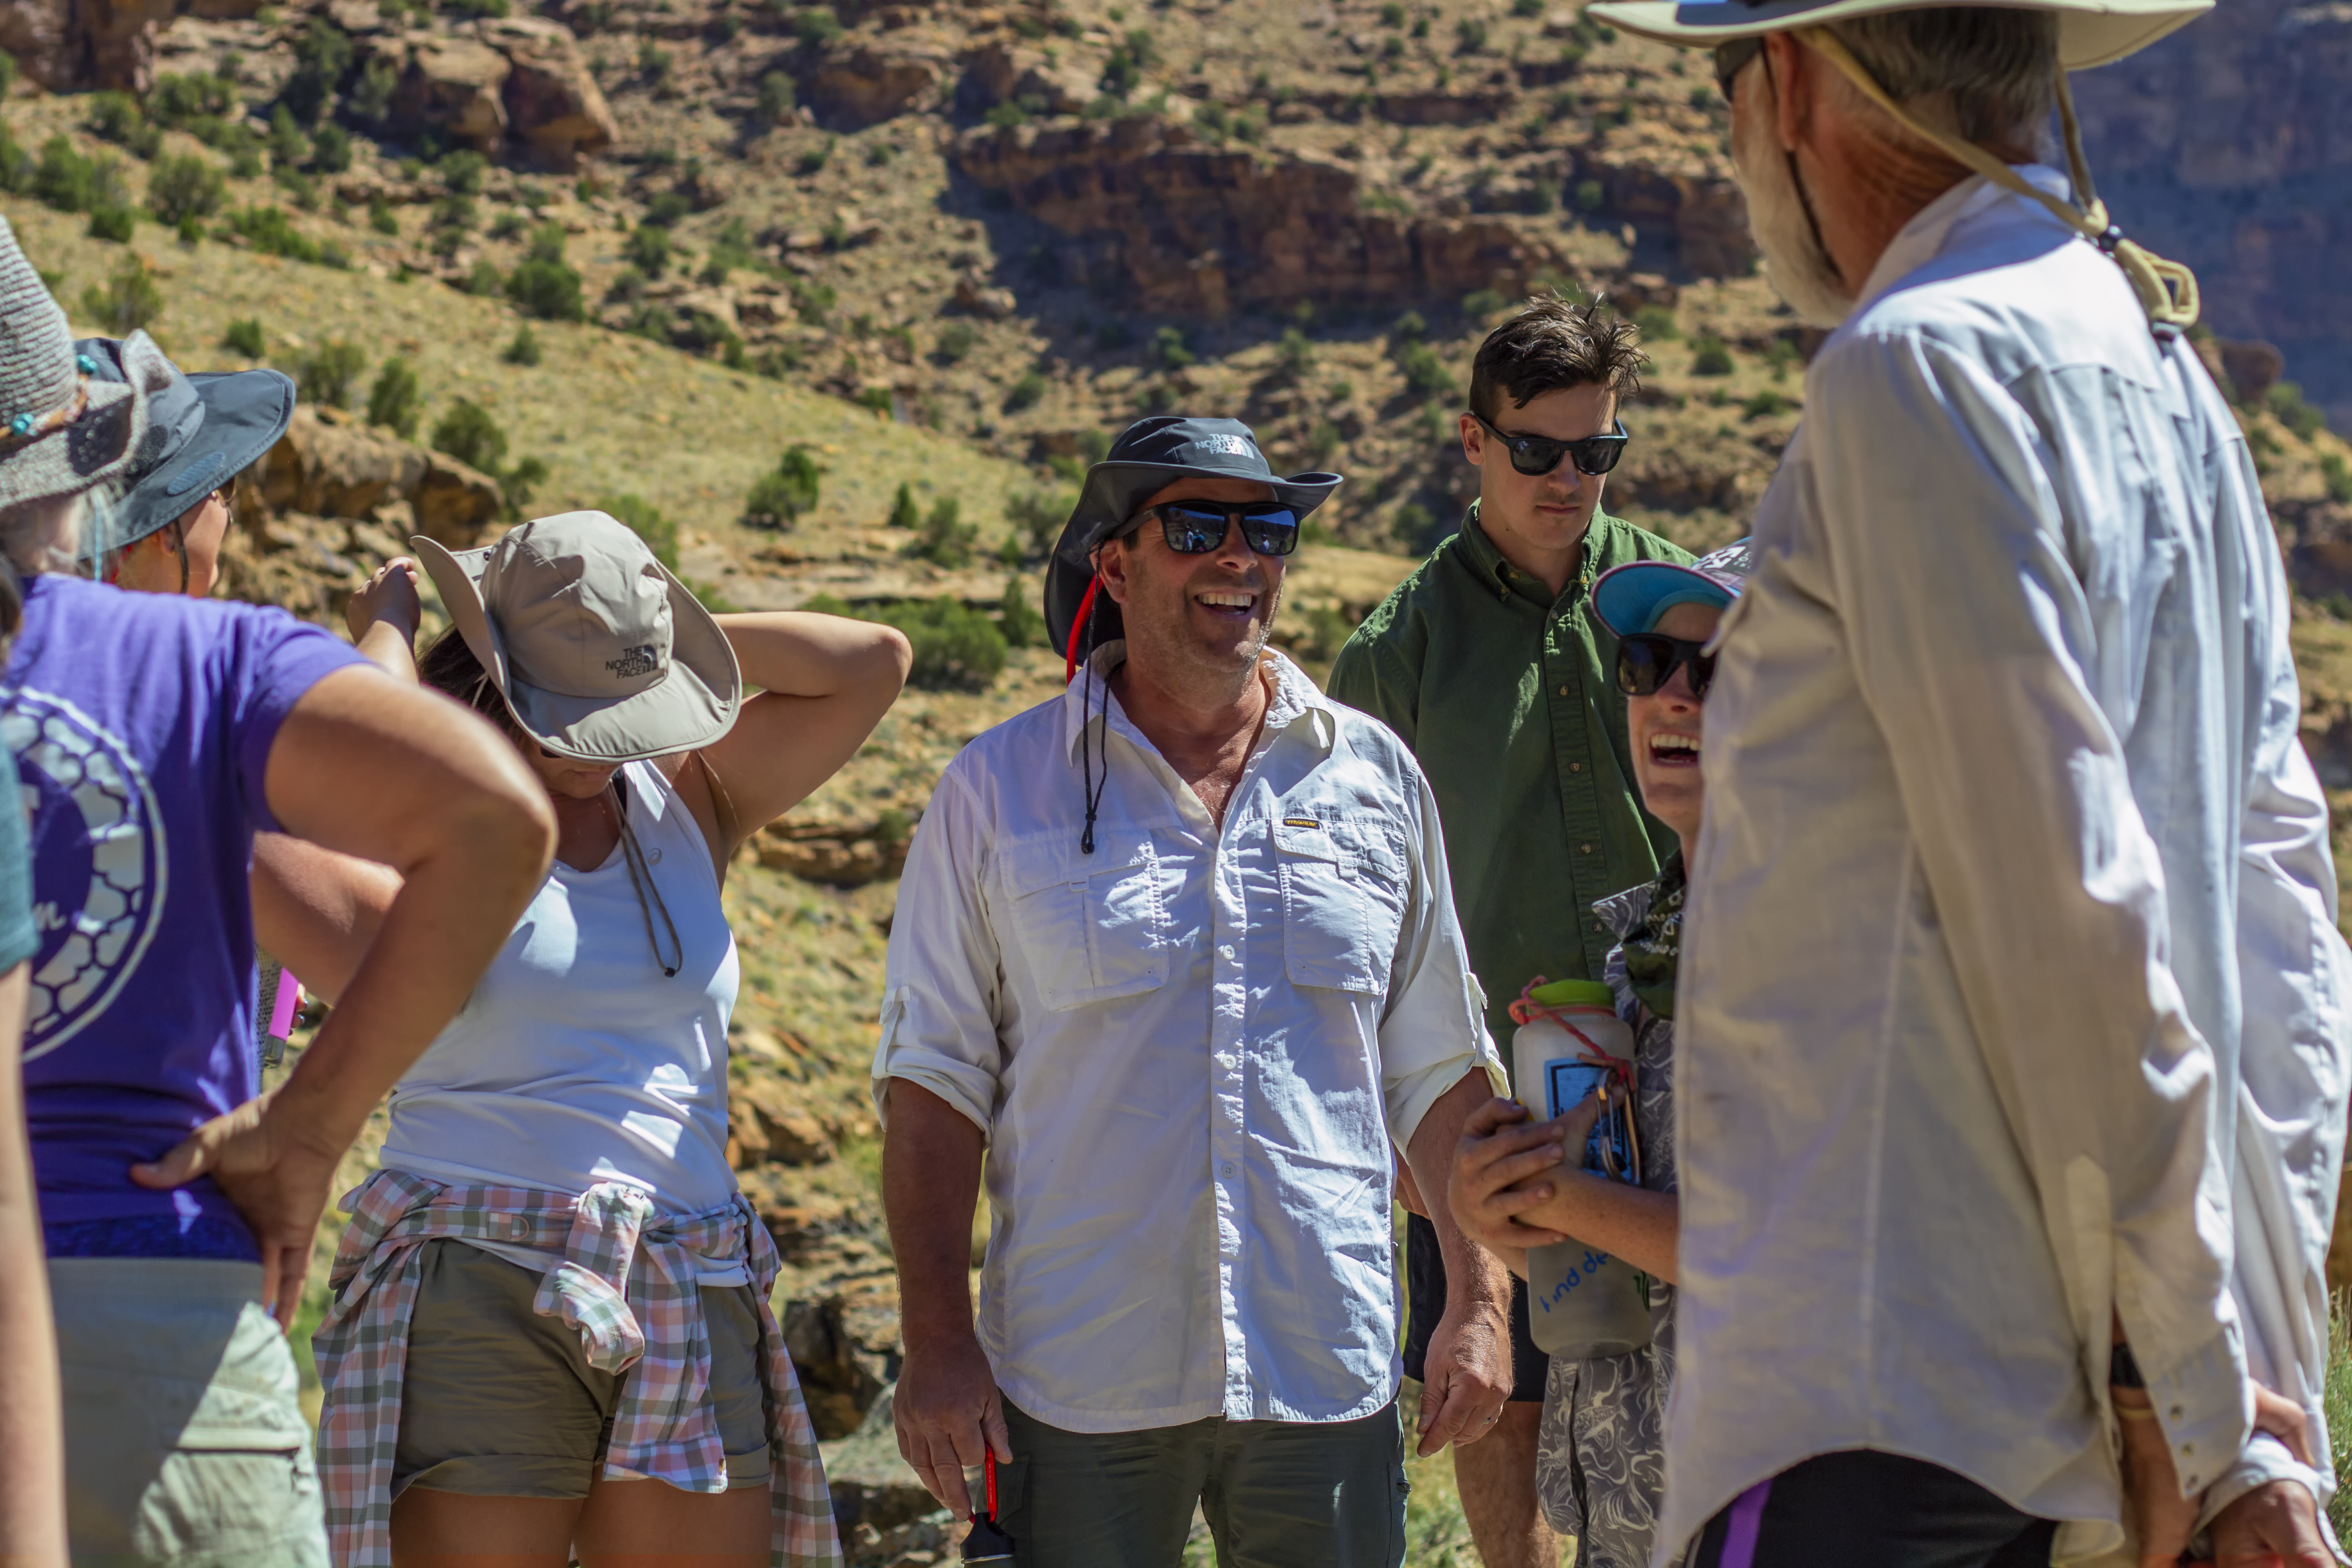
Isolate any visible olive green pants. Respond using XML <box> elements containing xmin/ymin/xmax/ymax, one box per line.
<box><xmin>996</xmin><ymin>1399</ymin><xmax>1408</xmax><ymax>1568</ymax></box>
<box><xmin>51</xmin><ymin>1257</ymin><xmax>328</xmax><ymax>1568</ymax></box>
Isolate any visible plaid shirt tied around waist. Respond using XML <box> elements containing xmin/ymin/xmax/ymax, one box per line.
<box><xmin>314</xmin><ymin>1167</ymin><xmax>843</xmax><ymax>1568</ymax></box>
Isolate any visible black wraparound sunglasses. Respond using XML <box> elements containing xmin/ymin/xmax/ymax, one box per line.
<box><xmin>1120</xmin><ymin>501</ymin><xmax>1303</xmax><ymax>557</ymax></box>
<box><xmin>1714</xmin><ymin>38</ymin><xmax>1763</xmax><ymax>99</ymax></box>
<box><xmin>1470</xmin><ymin>412</ymin><xmax>1631</xmax><ymax>478</ymax></box>
<box><xmin>1616</xmin><ymin>633</ymin><xmax>1716</xmax><ymax>699</ymax></box>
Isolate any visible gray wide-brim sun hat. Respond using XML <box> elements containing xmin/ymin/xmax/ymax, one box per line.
<box><xmin>75</xmin><ymin>335</ymin><xmax>295</xmax><ymax>554</ymax></box>
<box><xmin>1584</xmin><ymin>0</ymin><xmax>2210</xmax><ymax>71</ymax></box>
<box><xmin>0</xmin><ymin>216</ymin><xmax>160</xmax><ymax>512</ymax></box>
<box><xmin>1044</xmin><ymin>415</ymin><xmax>1342</xmax><ymax>669</ymax></box>
<box><xmin>413</xmin><ymin>511</ymin><xmax>742</xmax><ymax>764</ymax></box>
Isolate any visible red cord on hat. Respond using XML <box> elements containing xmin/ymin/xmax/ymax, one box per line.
<box><xmin>1063</xmin><ymin>576</ymin><xmax>1101</xmax><ymax>683</ymax></box>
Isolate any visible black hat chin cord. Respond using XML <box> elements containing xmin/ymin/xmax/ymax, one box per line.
<box><xmin>1079</xmin><ymin>587</ymin><xmax>1108</xmax><ymax>855</ymax></box>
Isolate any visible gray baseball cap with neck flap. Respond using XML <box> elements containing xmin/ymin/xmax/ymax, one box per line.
<box><xmin>412</xmin><ymin>511</ymin><xmax>741</xmax><ymax>763</ymax></box>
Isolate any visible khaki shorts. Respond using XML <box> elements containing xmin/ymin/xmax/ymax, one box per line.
<box><xmin>393</xmin><ymin>1238</ymin><xmax>772</xmax><ymax>1499</ymax></box>
<box><xmin>51</xmin><ymin>1256</ymin><xmax>329</xmax><ymax>1568</ymax></box>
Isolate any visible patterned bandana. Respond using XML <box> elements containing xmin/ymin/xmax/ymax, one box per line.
<box><xmin>1621</xmin><ymin>852</ymin><xmax>1685</xmax><ymax>1020</ymax></box>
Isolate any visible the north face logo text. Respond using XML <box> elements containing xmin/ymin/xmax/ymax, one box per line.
<box><xmin>606</xmin><ymin>645</ymin><xmax>658</xmax><ymax>679</ymax></box>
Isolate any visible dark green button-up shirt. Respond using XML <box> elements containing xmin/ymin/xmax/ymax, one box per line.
<box><xmin>1326</xmin><ymin>504</ymin><xmax>1691</xmax><ymax>1074</ymax></box>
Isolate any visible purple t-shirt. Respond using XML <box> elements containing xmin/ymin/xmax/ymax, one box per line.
<box><xmin>6</xmin><ymin>575</ymin><xmax>365</xmax><ymax>1253</ymax></box>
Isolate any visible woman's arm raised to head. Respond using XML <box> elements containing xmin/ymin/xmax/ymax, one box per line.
<box><xmin>135</xmin><ymin>666</ymin><xmax>555</xmax><ymax>1324</ymax></box>
<box><xmin>684</xmin><ymin>612</ymin><xmax>913</xmax><ymax>863</ymax></box>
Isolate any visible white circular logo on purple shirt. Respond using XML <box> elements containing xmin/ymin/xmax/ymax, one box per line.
<box><xmin>1</xmin><ymin>691</ymin><xmax>167</xmax><ymax>1062</ymax></box>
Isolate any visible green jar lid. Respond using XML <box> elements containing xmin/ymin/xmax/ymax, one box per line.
<box><xmin>1528</xmin><ymin>978</ymin><xmax>1615</xmax><ymax>1009</ymax></box>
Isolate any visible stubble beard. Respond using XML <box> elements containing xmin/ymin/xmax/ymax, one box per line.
<box><xmin>1731</xmin><ymin>84</ymin><xmax>1856</xmax><ymax>330</ymax></box>
<box><xmin>1124</xmin><ymin>559</ymin><xmax>1281</xmax><ymax>707</ymax></box>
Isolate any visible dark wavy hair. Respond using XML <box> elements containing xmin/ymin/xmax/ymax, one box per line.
<box><xmin>416</xmin><ymin>625</ymin><xmax>529</xmax><ymax>748</ymax></box>
<box><xmin>1469</xmin><ymin>294</ymin><xmax>1647</xmax><ymax>425</ymax></box>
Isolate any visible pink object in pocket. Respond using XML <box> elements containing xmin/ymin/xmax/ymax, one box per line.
<box><xmin>269</xmin><ymin>971</ymin><xmax>302</xmax><ymax>1040</ymax></box>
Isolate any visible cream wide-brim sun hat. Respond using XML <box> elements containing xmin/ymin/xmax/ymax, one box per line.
<box><xmin>1583</xmin><ymin>0</ymin><xmax>2210</xmax><ymax>70</ymax></box>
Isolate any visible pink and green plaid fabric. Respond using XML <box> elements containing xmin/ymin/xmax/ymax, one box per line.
<box><xmin>313</xmin><ymin>1167</ymin><xmax>843</xmax><ymax>1568</ymax></box>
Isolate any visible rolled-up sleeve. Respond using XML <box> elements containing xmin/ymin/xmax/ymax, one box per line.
<box><xmin>872</xmin><ymin>765</ymin><xmax>1004</xmax><ymax>1137</ymax></box>
<box><xmin>1376</xmin><ymin>759</ymin><xmax>1507</xmax><ymax>1146</ymax></box>
<box><xmin>1814</xmin><ymin>331</ymin><xmax>2246</xmax><ymax>1475</ymax></box>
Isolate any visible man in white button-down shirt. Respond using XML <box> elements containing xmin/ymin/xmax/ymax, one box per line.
<box><xmin>873</xmin><ymin>417</ymin><xmax>1518</xmax><ymax>1568</ymax></box>
<box><xmin>1574</xmin><ymin>2</ymin><xmax>2350</xmax><ymax>1566</ymax></box>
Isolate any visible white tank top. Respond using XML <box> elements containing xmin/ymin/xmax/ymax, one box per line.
<box><xmin>380</xmin><ymin>761</ymin><xmax>743</xmax><ymax>1250</ymax></box>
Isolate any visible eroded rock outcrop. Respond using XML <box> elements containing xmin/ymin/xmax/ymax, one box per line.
<box><xmin>383</xmin><ymin>33</ymin><xmax>512</xmax><ymax>151</ymax></box>
<box><xmin>258</xmin><ymin>407</ymin><xmax>503</xmax><ymax>548</ymax></box>
<box><xmin>0</xmin><ymin>0</ymin><xmax>176</xmax><ymax>91</ymax></box>
<box><xmin>806</xmin><ymin>38</ymin><xmax>949</xmax><ymax>129</ymax></box>
<box><xmin>954</xmin><ymin>116</ymin><xmax>1562</xmax><ymax>315</ymax></box>
<box><xmin>476</xmin><ymin>17</ymin><xmax>616</xmax><ymax>170</ymax></box>
<box><xmin>1578</xmin><ymin>130</ymin><xmax>1755</xmax><ymax>281</ymax></box>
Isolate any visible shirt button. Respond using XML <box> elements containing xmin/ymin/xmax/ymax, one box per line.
<box><xmin>1220</xmin><ymin>1162</ymin><xmax>1237</xmax><ymax>1178</ymax></box>
<box><xmin>1581</xmin><ymin>843</ymin><xmax>1594</xmax><ymax>854</ymax></box>
<box><xmin>1218</xmin><ymin>944</ymin><xmax>1234</xmax><ymax>960</ymax></box>
<box><xmin>1569</xmin><ymin>762</ymin><xmax>1582</xmax><ymax>772</ymax></box>
<box><xmin>1557</xmin><ymin>684</ymin><xmax>1569</xmax><ymax>697</ymax></box>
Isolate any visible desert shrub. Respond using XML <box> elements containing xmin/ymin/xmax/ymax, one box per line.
<box><xmin>743</xmin><ymin>446</ymin><xmax>821</xmax><ymax>529</ymax></box>
<box><xmin>222</xmin><ymin>317</ymin><xmax>266</xmax><ymax>358</ymax></box>
<box><xmin>871</xmin><ymin>597</ymin><xmax>1007</xmax><ymax>691</ymax></box>
<box><xmin>89</xmin><ymin>92</ymin><xmax>161</xmax><ymax>158</ymax></box>
<box><xmin>438</xmin><ymin>149</ymin><xmax>488</xmax><ymax>195</ymax></box>
<box><xmin>2271</xmin><ymin>381</ymin><xmax>2328</xmax><ymax>441</ymax></box>
<box><xmin>34</xmin><ymin>138</ymin><xmax>125</xmax><ymax>214</ymax></box>
<box><xmin>1005</xmin><ymin>487</ymin><xmax>1072</xmax><ymax>560</ymax></box>
<box><xmin>79</xmin><ymin>254</ymin><xmax>163</xmax><ymax>334</ymax></box>
<box><xmin>1461</xmin><ymin>287</ymin><xmax>1507</xmax><ymax>319</ymax></box>
<box><xmin>885</xmin><ymin>481</ymin><xmax>919</xmax><ymax>530</ymax></box>
<box><xmin>150</xmin><ymin>73</ymin><xmax>236</xmax><ymax>126</ymax></box>
<box><xmin>601</xmin><ymin>493</ymin><xmax>678</xmax><ymax>570</ymax></box>
<box><xmin>1005</xmin><ymin>372</ymin><xmax>1047</xmax><ymax>412</ymax></box>
<box><xmin>502</xmin><ymin>455</ymin><xmax>548</xmax><ymax>517</ymax></box>
<box><xmin>998</xmin><ymin>576</ymin><xmax>1045</xmax><ymax>649</ymax></box>
<box><xmin>147</xmin><ymin>153</ymin><xmax>226</xmax><ymax>225</ymax></box>
<box><xmin>503</xmin><ymin>324</ymin><xmax>542</xmax><ymax>366</ymax></box>
<box><xmin>347</xmin><ymin>57</ymin><xmax>398</xmax><ymax>126</ymax></box>
<box><xmin>1151</xmin><ymin>323</ymin><xmax>1192</xmax><ymax>370</ymax></box>
<box><xmin>290</xmin><ymin>340</ymin><xmax>367</xmax><ymax>408</ymax></box>
<box><xmin>269</xmin><ymin>105</ymin><xmax>309</xmax><ymax>169</ymax></box>
<box><xmin>508</xmin><ymin>257</ymin><xmax>585</xmax><ymax>321</ymax></box>
<box><xmin>431</xmin><ymin>398</ymin><xmax>507</xmax><ymax>474</ymax></box>
<box><xmin>791</xmin><ymin>279</ymin><xmax>836</xmax><ymax>323</ymax></box>
<box><xmin>280</xmin><ymin>18</ymin><xmax>353</xmax><ymax>125</ymax></box>
<box><xmin>1633</xmin><ymin>304</ymin><xmax>1678</xmax><ymax>342</ymax></box>
<box><xmin>462</xmin><ymin>259</ymin><xmax>504</xmax><ymax>297</ymax></box>
<box><xmin>757</xmin><ymin>71</ymin><xmax>795</xmax><ymax>123</ymax></box>
<box><xmin>624</xmin><ymin>223</ymin><xmax>671</xmax><ymax>277</ymax></box>
<box><xmin>368</xmin><ymin>195</ymin><xmax>399</xmax><ymax>234</ymax></box>
<box><xmin>1392</xmin><ymin>309</ymin><xmax>1426</xmax><ymax>343</ymax></box>
<box><xmin>853</xmin><ymin>386</ymin><xmax>893</xmax><ymax>416</ymax></box>
<box><xmin>366</xmin><ymin>356</ymin><xmax>421</xmax><ymax>437</ymax></box>
<box><xmin>1396</xmin><ymin>340</ymin><xmax>1452</xmax><ymax>399</ymax></box>
<box><xmin>86</xmin><ymin>203</ymin><xmax>135</xmax><ymax>241</ymax></box>
<box><xmin>934</xmin><ymin>321</ymin><xmax>979</xmax><ymax>365</ymax></box>
<box><xmin>222</xmin><ymin>205</ymin><xmax>321</xmax><ymax>263</ymax></box>
<box><xmin>1276</xmin><ymin>326</ymin><xmax>1316</xmax><ymax>381</ymax></box>
<box><xmin>1691</xmin><ymin>338</ymin><xmax>1735</xmax><ymax>376</ymax></box>
<box><xmin>904</xmin><ymin>498</ymin><xmax>977</xmax><ymax>567</ymax></box>
<box><xmin>312</xmin><ymin>122</ymin><xmax>353</xmax><ymax>173</ymax></box>
<box><xmin>791</xmin><ymin>4</ymin><xmax>841</xmax><ymax>42</ymax></box>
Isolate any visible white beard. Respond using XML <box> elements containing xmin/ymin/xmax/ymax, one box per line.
<box><xmin>1731</xmin><ymin>83</ymin><xmax>1857</xmax><ymax>330</ymax></box>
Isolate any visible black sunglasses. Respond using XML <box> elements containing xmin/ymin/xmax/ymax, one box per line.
<box><xmin>1122</xmin><ymin>501</ymin><xmax>1302</xmax><ymax>557</ymax></box>
<box><xmin>1616</xmin><ymin>633</ymin><xmax>1715</xmax><ymax>700</ymax></box>
<box><xmin>1470</xmin><ymin>412</ymin><xmax>1630</xmax><ymax>478</ymax></box>
<box><xmin>1713</xmin><ymin>38</ymin><xmax>1762</xmax><ymax>99</ymax></box>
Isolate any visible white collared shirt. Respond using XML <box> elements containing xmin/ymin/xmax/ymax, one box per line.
<box><xmin>875</xmin><ymin>645</ymin><xmax>1502</xmax><ymax>1432</ymax></box>
<box><xmin>1666</xmin><ymin>166</ymin><xmax>2352</xmax><ymax>1563</ymax></box>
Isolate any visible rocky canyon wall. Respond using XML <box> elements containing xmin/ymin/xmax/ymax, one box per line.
<box><xmin>2073</xmin><ymin>0</ymin><xmax>2352</xmax><ymax>426</ymax></box>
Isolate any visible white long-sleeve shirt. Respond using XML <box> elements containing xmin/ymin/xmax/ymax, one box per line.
<box><xmin>1665</xmin><ymin>165</ymin><xmax>2352</xmax><ymax>1564</ymax></box>
<box><xmin>874</xmin><ymin>645</ymin><xmax>1504</xmax><ymax>1432</ymax></box>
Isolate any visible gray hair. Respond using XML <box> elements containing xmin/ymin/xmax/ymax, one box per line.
<box><xmin>1829</xmin><ymin>7</ymin><xmax>2060</xmax><ymax>152</ymax></box>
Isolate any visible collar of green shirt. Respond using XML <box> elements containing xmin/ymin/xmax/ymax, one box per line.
<box><xmin>1453</xmin><ymin>498</ymin><xmax>1623</xmax><ymax>609</ymax></box>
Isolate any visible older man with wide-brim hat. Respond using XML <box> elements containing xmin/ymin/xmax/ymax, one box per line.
<box><xmin>1448</xmin><ymin>1</ymin><xmax>2345</xmax><ymax>1564</ymax></box>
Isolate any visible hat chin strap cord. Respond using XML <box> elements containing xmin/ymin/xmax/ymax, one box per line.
<box><xmin>1794</xmin><ymin>26</ymin><xmax>2200</xmax><ymax>331</ymax></box>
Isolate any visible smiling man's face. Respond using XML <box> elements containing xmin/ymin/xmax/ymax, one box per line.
<box><xmin>1098</xmin><ymin>475</ymin><xmax>1286</xmax><ymax>695</ymax></box>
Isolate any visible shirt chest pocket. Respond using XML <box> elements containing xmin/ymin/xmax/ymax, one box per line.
<box><xmin>1273</xmin><ymin>818</ymin><xmax>1408</xmax><ymax>995</ymax></box>
<box><xmin>997</xmin><ymin>831</ymin><xmax>1171</xmax><ymax>1013</ymax></box>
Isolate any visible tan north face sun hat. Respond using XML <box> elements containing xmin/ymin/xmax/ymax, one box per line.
<box><xmin>413</xmin><ymin>511</ymin><xmax>741</xmax><ymax>763</ymax></box>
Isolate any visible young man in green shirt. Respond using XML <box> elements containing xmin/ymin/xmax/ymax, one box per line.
<box><xmin>1328</xmin><ymin>297</ymin><xmax>1689</xmax><ymax>1568</ymax></box>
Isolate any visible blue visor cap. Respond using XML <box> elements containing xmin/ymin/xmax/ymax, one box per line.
<box><xmin>1591</xmin><ymin>538</ymin><xmax>1753</xmax><ymax>638</ymax></box>
<box><xmin>75</xmin><ymin>336</ymin><xmax>295</xmax><ymax>552</ymax></box>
